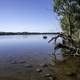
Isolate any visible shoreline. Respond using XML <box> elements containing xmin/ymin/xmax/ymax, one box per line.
<box><xmin>0</xmin><ymin>32</ymin><xmax>61</xmax><ymax>35</ymax></box>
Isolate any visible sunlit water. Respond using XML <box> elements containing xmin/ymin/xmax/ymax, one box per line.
<box><xmin>0</xmin><ymin>35</ymin><xmax>63</xmax><ymax>80</ymax></box>
<box><xmin>0</xmin><ymin>35</ymin><xmax>54</xmax><ymax>64</ymax></box>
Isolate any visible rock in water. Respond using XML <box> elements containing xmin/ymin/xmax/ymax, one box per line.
<box><xmin>40</xmin><ymin>63</ymin><xmax>48</xmax><ymax>68</ymax></box>
<box><xmin>36</xmin><ymin>68</ymin><xmax>42</xmax><ymax>72</ymax></box>
<box><xmin>24</xmin><ymin>64</ymin><xmax>33</xmax><ymax>68</ymax></box>
<box><xmin>45</xmin><ymin>74</ymin><xmax>56</xmax><ymax>80</ymax></box>
<box><xmin>43</xmin><ymin>36</ymin><xmax>47</xmax><ymax>39</ymax></box>
<box><xmin>45</xmin><ymin>74</ymin><xmax>52</xmax><ymax>77</ymax></box>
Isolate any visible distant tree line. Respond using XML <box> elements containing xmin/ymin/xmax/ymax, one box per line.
<box><xmin>0</xmin><ymin>32</ymin><xmax>60</xmax><ymax>35</ymax></box>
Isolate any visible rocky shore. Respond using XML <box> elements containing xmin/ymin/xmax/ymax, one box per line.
<box><xmin>0</xmin><ymin>57</ymin><xmax>56</xmax><ymax>80</ymax></box>
<box><xmin>53</xmin><ymin>56</ymin><xmax>80</xmax><ymax>80</ymax></box>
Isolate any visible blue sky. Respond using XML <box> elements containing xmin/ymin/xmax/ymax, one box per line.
<box><xmin>0</xmin><ymin>0</ymin><xmax>61</xmax><ymax>32</ymax></box>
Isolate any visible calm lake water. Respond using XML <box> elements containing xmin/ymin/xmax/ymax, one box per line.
<box><xmin>0</xmin><ymin>35</ymin><xmax>63</xmax><ymax>80</ymax></box>
<box><xmin>0</xmin><ymin>35</ymin><xmax>54</xmax><ymax>64</ymax></box>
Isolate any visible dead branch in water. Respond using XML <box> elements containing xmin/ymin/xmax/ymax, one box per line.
<box><xmin>48</xmin><ymin>32</ymin><xmax>80</xmax><ymax>55</ymax></box>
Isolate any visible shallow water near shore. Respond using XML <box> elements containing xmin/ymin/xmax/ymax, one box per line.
<box><xmin>0</xmin><ymin>35</ymin><xmax>57</xmax><ymax>80</ymax></box>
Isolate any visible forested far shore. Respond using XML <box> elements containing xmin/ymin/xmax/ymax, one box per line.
<box><xmin>0</xmin><ymin>32</ymin><xmax>61</xmax><ymax>35</ymax></box>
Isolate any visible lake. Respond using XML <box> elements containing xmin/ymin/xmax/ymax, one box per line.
<box><xmin>0</xmin><ymin>35</ymin><xmax>62</xmax><ymax>80</ymax></box>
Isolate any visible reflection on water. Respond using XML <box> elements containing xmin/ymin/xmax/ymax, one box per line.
<box><xmin>0</xmin><ymin>35</ymin><xmax>63</xmax><ymax>80</ymax></box>
<box><xmin>0</xmin><ymin>35</ymin><xmax>54</xmax><ymax>64</ymax></box>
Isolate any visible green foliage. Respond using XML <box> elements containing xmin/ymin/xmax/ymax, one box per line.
<box><xmin>53</xmin><ymin>0</ymin><xmax>80</xmax><ymax>37</ymax></box>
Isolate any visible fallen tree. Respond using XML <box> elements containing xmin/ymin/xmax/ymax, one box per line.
<box><xmin>48</xmin><ymin>32</ymin><xmax>80</xmax><ymax>56</ymax></box>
